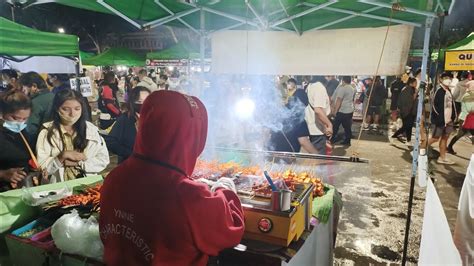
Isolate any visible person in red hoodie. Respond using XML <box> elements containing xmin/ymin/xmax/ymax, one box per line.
<box><xmin>99</xmin><ymin>90</ymin><xmax>245</xmax><ymax>266</ymax></box>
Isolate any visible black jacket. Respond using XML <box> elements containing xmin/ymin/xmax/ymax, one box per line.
<box><xmin>0</xmin><ymin>128</ymin><xmax>31</xmax><ymax>191</ymax></box>
<box><xmin>366</xmin><ymin>83</ymin><xmax>388</xmax><ymax>106</ymax></box>
<box><xmin>431</xmin><ymin>86</ymin><xmax>457</xmax><ymax>127</ymax></box>
<box><xmin>397</xmin><ymin>86</ymin><xmax>417</xmax><ymax>117</ymax></box>
<box><xmin>105</xmin><ymin>113</ymin><xmax>137</xmax><ymax>163</ymax></box>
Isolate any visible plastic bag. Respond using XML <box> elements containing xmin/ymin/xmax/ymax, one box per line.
<box><xmin>22</xmin><ymin>185</ymin><xmax>72</xmax><ymax>206</ymax></box>
<box><xmin>51</xmin><ymin>210</ymin><xmax>104</xmax><ymax>260</ymax></box>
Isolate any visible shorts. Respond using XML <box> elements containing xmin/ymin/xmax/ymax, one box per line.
<box><xmin>309</xmin><ymin>135</ymin><xmax>327</xmax><ymax>155</ymax></box>
<box><xmin>431</xmin><ymin>123</ymin><xmax>454</xmax><ymax>138</ymax></box>
<box><xmin>367</xmin><ymin>105</ymin><xmax>382</xmax><ymax>115</ymax></box>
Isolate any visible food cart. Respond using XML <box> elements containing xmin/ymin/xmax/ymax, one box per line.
<box><xmin>1</xmin><ymin>147</ymin><xmax>369</xmax><ymax>265</ymax></box>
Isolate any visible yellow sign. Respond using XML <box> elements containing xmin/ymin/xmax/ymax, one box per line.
<box><xmin>444</xmin><ymin>50</ymin><xmax>474</xmax><ymax>71</ymax></box>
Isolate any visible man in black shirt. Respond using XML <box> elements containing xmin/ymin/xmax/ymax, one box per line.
<box><xmin>389</xmin><ymin>76</ymin><xmax>406</xmax><ymax>131</ymax></box>
<box><xmin>325</xmin><ymin>76</ymin><xmax>339</xmax><ymax>99</ymax></box>
<box><xmin>269</xmin><ymin>79</ymin><xmax>318</xmax><ymax>153</ymax></box>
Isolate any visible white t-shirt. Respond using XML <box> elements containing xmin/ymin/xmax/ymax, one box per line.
<box><xmin>305</xmin><ymin>82</ymin><xmax>331</xmax><ymax>136</ymax></box>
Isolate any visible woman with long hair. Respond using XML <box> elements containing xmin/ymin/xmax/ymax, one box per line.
<box><xmin>36</xmin><ymin>89</ymin><xmax>109</xmax><ymax>183</ymax></box>
<box><xmin>106</xmin><ymin>86</ymin><xmax>150</xmax><ymax>163</ymax></box>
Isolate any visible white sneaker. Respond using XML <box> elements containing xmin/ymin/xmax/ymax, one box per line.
<box><xmin>362</xmin><ymin>124</ymin><xmax>370</xmax><ymax>131</ymax></box>
<box><xmin>372</xmin><ymin>124</ymin><xmax>379</xmax><ymax>130</ymax></box>
<box><xmin>437</xmin><ymin>158</ymin><xmax>455</xmax><ymax>165</ymax></box>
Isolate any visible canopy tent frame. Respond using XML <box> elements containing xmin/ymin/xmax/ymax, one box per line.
<box><xmin>402</xmin><ymin>16</ymin><xmax>434</xmax><ymax>265</ymax></box>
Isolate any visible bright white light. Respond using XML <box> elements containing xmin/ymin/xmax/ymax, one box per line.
<box><xmin>57</xmin><ymin>27</ymin><xmax>65</xmax><ymax>33</ymax></box>
<box><xmin>116</xmin><ymin>66</ymin><xmax>128</xmax><ymax>71</ymax></box>
<box><xmin>235</xmin><ymin>98</ymin><xmax>255</xmax><ymax>120</ymax></box>
<box><xmin>167</xmin><ymin>66</ymin><xmax>175</xmax><ymax>71</ymax></box>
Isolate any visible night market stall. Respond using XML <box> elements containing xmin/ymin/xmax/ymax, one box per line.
<box><xmin>81</xmin><ymin>47</ymin><xmax>145</xmax><ymax>67</ymax></box>
<box><xmin>2</xmin><ymin>0</ymin><xmax>456</xmax><ymax>265</ymax></box>
<box><xmin>0</xmin><ymin>17</ymin><xmax>80</xmax><ymax>74</ymax></box>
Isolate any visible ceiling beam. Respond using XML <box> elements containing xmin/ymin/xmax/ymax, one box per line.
<box><xmin>357</xmin><ymin>0</ymin><xmax>438</xmax><ymax>18</ymax></box>
<box><xmin>302</xmin><ymin>2</ymin><xmax>422</xmax><ymax>27</ymax></box>
<box><xmin>97</xmin><ymin>0</ymin><xmax>142</xmax><ymax>29</ymax></box>
<box><xmin>277</xmin><ymin>0</ymin><xmax>300</xmax><ymax>35</ymax></box>
<box><xmin>154</xmin><ymin>0</ymin><xmax>200</xmax><ymax>35</ymax></box>
<box><xmin>144</xmin><ymin>8</ymin><xmax>200</xmax><ymax>29</ymax></box>
<box><xmin>208</xmin><ymin>22</ymin><xmax>245</xmax><ymax>35</ymax></box>
<box><xmin>245</xmin><ymin>0</ymin><xmax>266</xmax><ymax>29</ymax></box>
<box><xmin>270</xmin><ymin>0</ymin><xmax>337</xmax><ymax>28</ymax></box>
<box><xmin>306</xmin><ymin>6</ymin><xmax>381</xmax><ymax>32</ymax></box>
<box><xmin>202</xmin><ymin>7</ymin><xmax>261</xmax><ymax>29</ymax></box>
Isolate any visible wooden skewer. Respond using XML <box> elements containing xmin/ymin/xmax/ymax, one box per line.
<box><xmin>19</xmin><ymin>131</ymin><xmax>40</xmax><ymax>169</ymax></box>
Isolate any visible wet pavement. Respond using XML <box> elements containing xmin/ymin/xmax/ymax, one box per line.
<box><xmin>331</xmin><ymin>123</ymin><xmax>472</xmax><ymax>265</ymax></box>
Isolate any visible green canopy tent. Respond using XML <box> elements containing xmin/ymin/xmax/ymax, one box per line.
<box><xmin>24</xmin><ymin>0</ymin><xmax>454</xmax><ymax>76</ymax></box>
<box><xmin>432</xmin><ymin>32</ymin><xmax>474</xmax><ymax>61</ymax></box>
<box><xmin>82</xmin><ymin>47</ymin><xmax>145</xmax><ymax>66</ymax></box>
<box><xmin>23</xmin><ymin>0</ymin><xmax>452</xmax><ymax>32</ymax></box>
<box><xmin>146</xmin><ymin>43</ymin><xmax>199</xmax><ymax>60</ymax></box>
<box><xmin>79</xmin><ymin>50</ymin><xmax>95</xmax><ymax>61</ymax></box>
<box><xmin>0</xmin><ymin>16</ymin><xmax>80</xmax><ymax>73</ymax></box>
<box><xmin>146</xmin><ymin>42</ymin><xmax>202</xmax><ymax>68</ymax></box>
<box><xmin>0</xmin><ymin>16</ymin><xmax>78</xmax><ymax>57</ymax></box>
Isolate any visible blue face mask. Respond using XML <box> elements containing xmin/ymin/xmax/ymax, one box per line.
<box><xmin>3</xmin><ymin>120</ymin><xmax>27</xmax><ymax>133</ymax></box>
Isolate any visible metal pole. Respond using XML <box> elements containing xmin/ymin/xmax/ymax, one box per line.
<box><xmin>401</xmin><ymin>16</ymin><xmax>433</xmax><ymax>266</ymax></box>
<box><xmin>200</xmin><ymin>8</ymin><xmax>205</xmax><ymax>91</ymax></box>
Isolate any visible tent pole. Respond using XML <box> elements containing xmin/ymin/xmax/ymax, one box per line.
<box><xmin>200</xmin><ymin>8</ymin><xmax>205</xmax><ymax>92</ymax></box>
<box><xmin>401</xmin><ymin>16</ymin><xmax>434</xmax><ymax>266</ymax></box>
<box><xmin>75</xmin><ymin>57</ymin><xmax>81</xmax><ymax>90</ymax></box>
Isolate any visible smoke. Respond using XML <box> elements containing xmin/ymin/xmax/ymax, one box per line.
<box><xmin>189</xmin><ymin>74</ymin><xmax>306</xmax><ymax>152</ymax></box>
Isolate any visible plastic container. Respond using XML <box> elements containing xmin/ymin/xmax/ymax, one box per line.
<box><xmin>30</xmin><ymin>227</ymin><xmax>55</xmax><ymax>251</ymax></box>
<box><xmin>11</xmin><ymin>218</ymin><xmax>54</xmax><ymax>239</ymax></box>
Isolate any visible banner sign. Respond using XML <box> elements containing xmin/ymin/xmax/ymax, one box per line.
<box><xmin>444</xmin><ymin>50</ymin><xmax>474</xmax><ymax>71</ymax></box>
<box><xmin>146</xmin><ymin>59</ymin><xmax>189</xmax><ymax>67</ymax></box>
<box><xmin>69</xmin><ymin>77</ymin><xmax>93</xmax><ymax>97</ymax></box>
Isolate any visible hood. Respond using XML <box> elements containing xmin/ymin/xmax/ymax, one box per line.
<box><xmin>133</xmin><ymin>91</ymin><xmax>208</xmax><ymax>176</ymax></box>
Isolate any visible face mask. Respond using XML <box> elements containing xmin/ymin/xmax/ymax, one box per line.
<box><xmin>134</xmin><ymin>103</ymin><xmax>142</xmax><ymax>114</ymax></box>
<box><xmin>59</xmin><ymin>112</ymin><xmax>81</xmax><ymax>125</ymax></box>
<box><xmin>442</xmin><ymin>79</ymin><xmax>452</xmax><ymax>87</ymax></box>
<box><xmin>3</xmin><ymin>120</ymin><xmax>27</xmax><ymax>133</ymax></box>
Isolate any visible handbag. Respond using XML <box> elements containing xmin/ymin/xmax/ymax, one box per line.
<box><xmin>462</xmin><ymin>112</ymin><xmax>474</xmax><ymax>130</ymax></box>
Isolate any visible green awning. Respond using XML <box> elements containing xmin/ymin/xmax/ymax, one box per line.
<box><xmin>146</xmin><ymin>43</ymin><xmax>200</xmax><ymax>60</ymax></box>
<box><xmin>27</xmin><ymin>1</ymin><xmax>453</xmax><ymax>33</ymax></box>
<box><xmin>80</xmin><ymin>50</ymin><xmax>95</xmax><ymax>60</ymax></box>
<box><xmin>432</xmin><ymin>32</ymin><xmax>474</xmax><ymax>61</ymax></box>
<box><xmin>82</xmin><ymin>47</ymin><xmax>145</xmax><ymax>66</ymax></box>
<box><xmin>0</xmin><ymin>17</ymin><xmax>79</xmax><ymax>57</ymax></box>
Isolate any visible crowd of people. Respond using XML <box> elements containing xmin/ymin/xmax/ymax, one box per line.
<box><xmin>0</xmin><ymin>67</ymin><xmax>173</xmax><ymax>191</ymax></box>
<box><xmin>1</xmin><ymin>68</ymin><xmax>473</xmax><ymax>191</ymax></box>
<box><xmin>270</xmin><ymin>70</ymin><xmax>474</xmax><ymax>166</ymax></box>
<box><xmin>0</xmin><ymin>66</ymin><xmax>473</xmax><ymax>265</ymax></box>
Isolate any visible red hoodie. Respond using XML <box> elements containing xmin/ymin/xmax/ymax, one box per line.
<box><xmin>99</xmin><ymin>91</ymin><xmax>245</xmax><ymax>265</ymax></box>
